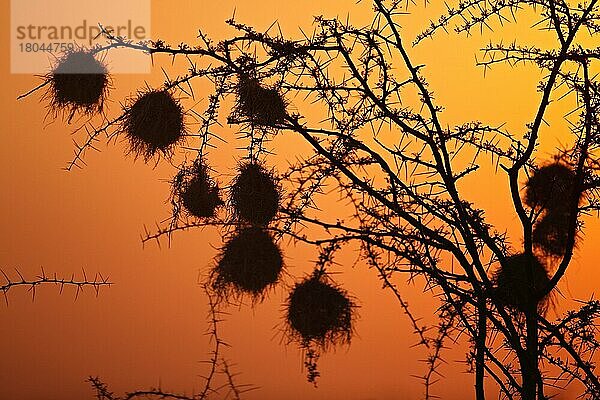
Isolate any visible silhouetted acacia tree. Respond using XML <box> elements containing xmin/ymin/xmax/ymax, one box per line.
<box><xmin>22</xmin><ymin>0</ymin><xmax>600</xmax><ymax>399</ymax></box>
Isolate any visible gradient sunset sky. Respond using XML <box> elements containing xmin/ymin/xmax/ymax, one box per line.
<box><xmin>1</xmin><ymin>1</ymin><xmax>599</xmax><ymax>399</ymax></box>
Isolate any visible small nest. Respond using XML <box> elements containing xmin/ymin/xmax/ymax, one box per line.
<box><xmin>44</xmin><ymin>50</ymin><xmax>110</xmax><ymax>116</ymax></box>
<box><xmin>493</xmin><ymin>253</ymin><xmax>552</xmax><ymax>313</ymax></box>
<box><xmin>234</xmin><ymin>75</ymin><xmax>287</xmax><ymax>127</ymax></box>
<box><xmin>122</xmin><ymin>89</ymin><xmax>186</xmax><ymax>161</ymax></box>
<box><xmin>174</xmin><ymin>162</ymin><xmax>223</xmax><ymax>219</ymax></box>
<box><xmin>533</xmin><ymin>211</ymin><xmax>576</xmax><ymax>257</ymax></box>
<box><xmin>231</xmin><ymin>162</ymin><xmax>281</xmax><ymax>226</ymax></box>
<box><xmin>286</xmin><ymin>272</ymin><xmax>355</xmax><ymax>348</ymax></box>
<box><xmin>212</xmin><ymin>227</ymin><xmax>284</xmax><ymax>300</ymax></box>
<box><xmin>525</xmin><ymin>162</ymin><xmax>576</xmax><ymax>213</ymax></box>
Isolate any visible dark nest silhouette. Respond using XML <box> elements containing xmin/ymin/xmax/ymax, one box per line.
<box><xmin>231</xmin><ymin>162</ymin><xmax>281</xmax><ymax>225</ymax></box>
<box><xmin>285</xmin><ymin>271</ymin><xmax>355</xmax><ymax>348</ymax></box>
<box><xmin>525</xmin><ymin>162</ymin><xmax>576</xmax><ymax>213</ymax></box>
<box><xmin>233</xmin><ymin>75</ymin><xmax>287</xmax><ymax>127</ymax></box>
<box><xmin>44</xmin><ymin>50</ymin><xmax>110</xmax><ymax>117</ymax></box>
<box><xmin>494</xmin><ymin>253</ymin><xmax>552</xmax><ymax>313</ymax></box>
<box><xmin>122</xmin><ymin>89</ymin><xmax>186</xmax><ymax>161</ymax></box>
<box><xmin>211</xmin><ymin>227</ymin><xmax>284</xmax><ymax>301</ymax></box>
<box><xmin>533</xmin><ymin>211</ymin><xmax>576</xmax><ymax>257</ymax></box>
<box><xmin>173</xmin><ymin>162</ymin><xmax>223</xmax><ymax>219</ymax></box>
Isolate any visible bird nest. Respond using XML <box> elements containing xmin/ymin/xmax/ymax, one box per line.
<box><xmin>285</xmin><ymin>271</ymin><xmax>356</xmax><ymax>348</ymax></box>
<box><xmin>525</xmin><ymin>162</ymin><xmax>576</xmax><ymax>213</ymax></box>
<box><xmin>211</xmin><ymin>227</ymin><xmax>284</xmax><ymax>301</ymax></box>
<box><xmin>122</xmin><ymin>89</ymin><xmax>186</xmax><ymax>161</ymax></box>
<box><xmin>44</xmin><ymin>50</ymin><xmax>110</xmax><ymax>117</ymax></box>
<box><xmin>533</xmin><ymin>211</ymin><xmax>576</xmax><ymax>257</ymax></box>
<box><xmin>493</xmin><ymin>253</ymin><xmax>552</xmax><ymax>313</ymax></box>
<box><xmin>232</xmin><ymin>75</ymin><xmax>287</xmax><ymax>128</ymax></box>
<box><xmin>173</xmin><ymin>162</ymin><xmax>223</xmax><ymax>219</ymax></box>
<box><xmin>231</xmin><ymin>161</ymin><xmax>281</xmax><ymax>226</ymax></box>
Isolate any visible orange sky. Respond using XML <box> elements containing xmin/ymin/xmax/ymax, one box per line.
<box><xmin>1</xmin><ymin>1</ymin><xmax>599</xmax><ymax>399</ymax></box>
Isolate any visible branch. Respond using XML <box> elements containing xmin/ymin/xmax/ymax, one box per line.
<box><xmin>0</xmin><ymin>268</ymin><xmax>111</xmax><ymax>304</ymax></box>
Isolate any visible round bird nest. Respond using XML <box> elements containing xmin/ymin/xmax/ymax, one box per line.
<box><xmin>231</xmin><ymin>162</ymin><xmax>281</xmax><ymax>226</ymax></box>
<box><xmin>233</xmin><ymin>75</ymin><xmax>287</xmax><ymax>127</ymax></box>
<box><xmin>174</xmin><ymin>162</ymin><xmax>223</xmax><ymax>219</ymax></box>
<box><xmin>286</xmin><ymin>271</ymin><xmax>355</xmax><ymax>348</ymax></box>
<box><xmin>533</xmin><ymin>211</ymin><xmax>576</xmax><ymax>257</ymax></box>
<box><xmin>212</xmin><ymin>227</ymin><xmax>284</xmax><ymax>301</ymax></box>
<box><xmin>122</xmin><ymin>89</ymin><xmax>186</xmax><ymax>161</ymax></box>
<box><xmin>525</xmin><ymin>162</ymin><xmax>576</xmax><ymax>213</ymax></box>
<box><xmin>493</xmin><ymin>253</ymin><xmax>552</xmax><ymax>313</ymax></box>
<box><xmin>44</xmin><ymin>50</ymin><xmax>110</xmax><ymax>117</ymax></box>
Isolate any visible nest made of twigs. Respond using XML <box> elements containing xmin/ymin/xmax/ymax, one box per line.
<box><xmin>44</xmin><ymin>50</ymin><xmax>110</xmax><ymax>117</ymax></box>
<box><xmin>173</xmin><ymin>162</ymin><xmax>223</xmax><ymax>219</ymax></box>
<box><xmin>122</xmin><ymin>89</ymin><xmax>186</xmax><ymax>161</ymax></box>
<box><xmin>233</xmin><ymin>75</ymin><xmax>287</xmax><ymax>127</ymax></box>
<box><xmin>285</xmin><ymin>271</ymin><xmax>355</xmax><ymax>348</ymax></box>
<box><xmin>211</xmin><ymin>227</ymin><xmax>284</xmax><ymax>301</ymax></box>
<box><xmin>533</xmin><ymin>210</ymin><xmax>577</xmax><ymax>257</ymax></box>
<box><xmin>493</xmin><ymin>253</ymin><xmax>552</xmax><ymax>313</ymax></box>
<box><xmin>525</xmin><ymin>162</ymin><xmax>576</xmax><ymax>213</ymax></box>
<box><xmin>231</xmin><ymin>161</ymin><xmax>281</xmax><ymax>226</ymax></box>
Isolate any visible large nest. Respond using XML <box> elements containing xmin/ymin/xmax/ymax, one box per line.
<box><xmin>122</xmin><ymin>89</ymin><xmax>186</xmax><ymax>161</ymax></box>
<box><xmin>231</xmin><ymin>162</ymin><xmax>281</xmax><ymax>226</ymax></box>
<box><xmin>211</xmin><ymin>227</ymin><xmax>284</xmax><ymax>301</ymax></box>
<box><xmin>285</xmin><ymin>272</ymin><xmax>355</xmax><ymax>348</ymax></box>
<box><xmin>44</xmin><ymin>50</ymin><xmax>110</xmax><ymax>117</ymax></box>
<box><xmin>525</xmin><ymin>162</ymin><xmax>576</xmax><ymax>213</ymax></box>
<box><xmin>493</xmin><ymin>253</ymin><xmax>552</xmax><ymax>313</ymax></box>
<box><xmin>174</xmin><ymin>162</ymin><xmax>223</xmax><ymax>219</ymax></box>
<box><xmin>233</xmin><ymin>75</ymin><xmax>287</xmax><ymax>127</ymax></box>
<box><xmin>533</xmin><ymin>211</ymin><xmax>576</xmax><ymax>257</ymax></box>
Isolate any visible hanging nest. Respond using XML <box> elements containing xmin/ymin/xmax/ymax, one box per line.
<box><xmin>493</xmin><ymin>253</ymin><xmax>552</xmax><ymax>313</ymax></box>
<box><xmin>174</xmin><ymin>162</ymin><xmax>223</xmax><ymax>219</ymax></box>
<box><xmin>525</xmin><ymin>162</ymin><xmax>576</xmax><ymax>213</ymax></box>
<box><xmin>285</xmin><ymin>271</ymin><xmax>356</xmax><ymax>348</ymax></box>
<box><xmin>44</xmin><ymin>50</ymin><xmax>110</xmax><ymax>117</ymax></box>
<box><xmin>211</xmin><ymin>227</ymin><xmax>284</xmax><ymax>300</ymax></box>
<box><xmin>231</xmin><ymin>162</ymin><xmax>281</xmax><ymax>226</ymax></box>
<box><xmin>122</xmin><ymin>89</ymin><xmax>186</xmax><ymax>161</ymax></box>
<box><xmin>233</xmin><ymin>75</ymin><xmax>287</xmax><ymax>127</ymax></box>
<box><xmin>533</xmin><ymin>211</ymin><xmax>576</xmax><ymax>257</ymax></box>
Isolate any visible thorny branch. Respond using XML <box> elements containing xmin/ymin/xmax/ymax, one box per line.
<box><xmin>0</xmin><ymin>267</ymin><xmax>111</xmax><ymax>304</ymax></box>
<box><xmin>88</xmin><ymin>285</ymin><xmax>254</xmax><ymax>400</ymax></box>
